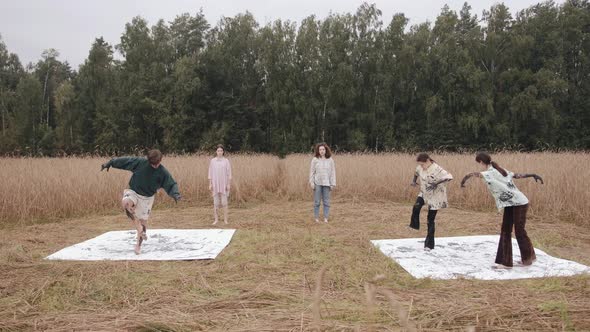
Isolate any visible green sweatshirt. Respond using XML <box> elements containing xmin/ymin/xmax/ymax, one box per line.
<box><xmin>106</xmin><ymin>157</ymin><xmax>180</xmax><ymax>198</ymax></box>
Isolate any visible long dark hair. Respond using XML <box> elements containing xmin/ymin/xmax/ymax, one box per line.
<box><xmin>475</xmin><ymin>152</ymin><xmax>508</xmax><ymax>176</ymax></box>
<box><xmin>314</xmin><ymin>142</ymin><xmax>332</xmax><ymax>158</ymax></box>
<box><xmin>416</xmin><ymin>152</ymin><xmax>434</xmax><ymax>163</ymax></box>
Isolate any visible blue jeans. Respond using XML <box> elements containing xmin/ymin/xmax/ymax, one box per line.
<box><xmin>313</xmin><ymin>185</ymin><xmax>331</xmax><ymax>219</ymax></box>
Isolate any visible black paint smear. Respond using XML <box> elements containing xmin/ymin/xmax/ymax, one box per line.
<box><xmin>499</xmin><ymin>191</ymin><xmax>514</xmax><ymax>202</ymax></box>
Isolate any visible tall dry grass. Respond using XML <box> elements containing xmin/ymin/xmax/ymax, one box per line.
<box><xmin>0</xmin><ymin>152</ymin><xmax>588</xmax><ymax>225</ymax></box>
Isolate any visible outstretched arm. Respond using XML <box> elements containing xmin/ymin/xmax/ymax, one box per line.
<box><xmin>425</xmin><ymin>168</ymin><xmax>453</xmax><ymax>191</ymax></box>
<box><xmin>101</xmin><ymin>162</ymin><xmax>111</xmax><ymax>172</ymax></box>
<box><xmin>514</xmin><ymin>173</ymin><xmax>544</xmax><ymax>184</ymax></box>
<box><xmin>101</xmin><ymin>157</ymin><xmax>143</xmax><ymax>172</ymax></box>
<box><xmin>460</xmin><ymin>172</ymin><xmax>481</xmax><ymax>188</ymax></box>
<box><xmin>425</xmin><ymin>178</ymin><xmax>453</xmax><ymax>191</ymax></box>
<box><xmin>434</xmin><ymin>178</ymin><xmax>453</xmax><ymax>186</ymax></box>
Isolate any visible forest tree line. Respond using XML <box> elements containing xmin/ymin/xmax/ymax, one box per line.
<box><xmin>0</xmin><ymin>1</ymin><xmax>589</xmax><ymax>156</ymax></box>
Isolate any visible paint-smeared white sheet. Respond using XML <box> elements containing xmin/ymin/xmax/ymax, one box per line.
<box><xmin>46</xmin><ymin>229</ymin><xmax>236</xmax><ymax>261</ymax></box>
<box><xmin>371</xmin><ymin>235</ymin><xmax>590</xmax><ymax>280</ymax></box>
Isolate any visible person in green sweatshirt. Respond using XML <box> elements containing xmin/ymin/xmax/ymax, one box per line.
<box><xmin>101</xmin><ymin>149</ymin><xmax>181</xmax><ymax>255</ymax></box>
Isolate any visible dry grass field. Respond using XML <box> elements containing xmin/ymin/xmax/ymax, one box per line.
<box><xmin>0</xmin><ymin>153</ymin><xmax>589</xmax><ymax>331</ymax></box>
<box><xmin>0</xmin><ymin>152</ymin><xmax>588</xmax><ymax>225</ymax></box>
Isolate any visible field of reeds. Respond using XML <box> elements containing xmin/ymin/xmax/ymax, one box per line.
<box><xmin>1</xmin><ymin>153</ymin><xmax>589</xmax><ymax>331</ymax></box>
<box><xmin>1</xmin><ymin>152</ymin><xmax>588</xmax><ymax>226</ymax></box>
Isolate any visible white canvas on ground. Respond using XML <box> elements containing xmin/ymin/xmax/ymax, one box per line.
<box><xmin>371</xmin><ymin>235</ymin><xmax>590</xmax><ymax>280</ymax></box>
<box><xmin>46</xmin><ymin>229</ymin><xmax>236</xmax><ymax>261</ymax></box>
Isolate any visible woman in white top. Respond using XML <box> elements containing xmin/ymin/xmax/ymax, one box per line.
<box><xmin>461</xmin><ymin>152</ymin><xmax>543</xmax><ymax>268</ymax></box>
<box><xmin>309</xmin><ymin>142</ymin><xmax>336</xmax><ymax>223</ymax></box>
<box><xmin>208</xmin><ymin>144</ymin><xmax>232</xmax><ymax>225</ymax></box>
<box><xmin>410</xmin><ymin>153</ymin><xmax>453</xmax><ymax>250</ymax></box>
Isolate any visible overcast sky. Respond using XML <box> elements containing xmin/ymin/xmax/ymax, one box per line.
<box><xmin>0</xmin><ymin>0</ymin><xmax>562</xmax><ymax>68</ymax></box>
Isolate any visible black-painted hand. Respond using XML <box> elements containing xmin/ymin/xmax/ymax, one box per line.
<box><xmin>173</xmin><ymin>194</ymin><xmax>182</xmax><ymax>204</ymax></box>
<box><xmin>425</xmin><ymin>183</ymin><xmax>437</xmax><ymax>191</ymax></box>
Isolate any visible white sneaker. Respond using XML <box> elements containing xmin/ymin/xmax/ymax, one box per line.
<box><xmin>424</xmin><ymin>247</ymin><xmax>431</xmax><ymax>252</ymax></box>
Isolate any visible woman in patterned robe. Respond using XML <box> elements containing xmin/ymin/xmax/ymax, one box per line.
<box><xmin>410</xmin><ymin>153</ymin><xmax>453</xmax><ymax>251</ymax></box>
<box><xmin>461</xmin><ymin>152</ymin><xmax>544</xmax><ymax>268</ymax></box>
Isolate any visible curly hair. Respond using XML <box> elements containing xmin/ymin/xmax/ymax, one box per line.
<box><xmin>314</xmin><ymin>143</ymin><xmax>332</xmax><ymax>158</ymax></box>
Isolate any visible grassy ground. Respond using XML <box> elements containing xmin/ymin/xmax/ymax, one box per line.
<box><xmin>1</xmin><ymin>199</ymin><xmax>589</xmax><ymax>331</ymax></box>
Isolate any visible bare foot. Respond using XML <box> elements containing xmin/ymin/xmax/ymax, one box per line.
<box><xmin>212</xmin><ymin>220</ymin><xmax>218</xmax><ymax>225</ymax></box>
<box><xmin>224</xmin><ymin>220</ymin><xmax>228</xmax><ymax>224</ymax></box>
<box><xmin>491</xmin><ymin>263</ymin><xmax>512</xmax><ymax>269</ymax></box>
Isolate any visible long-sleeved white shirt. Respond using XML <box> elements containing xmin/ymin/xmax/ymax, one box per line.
<box><xmin>309</xmin><ymin>157</ymin><xmax>336</xmax><ymax>187</ymax></box>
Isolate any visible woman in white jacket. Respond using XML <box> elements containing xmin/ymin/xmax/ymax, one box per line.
<box><xmin>309</xmin><ymin>142</ymin><xmax>336</xmax><ymax>223</ymax></box>
<box><xmin>410</xmin><ymin>153</ymin><xmax>453</xmax><ymax>250</ymax></box>
<box><xmin>461</xmin><ymin>152</ymin><xmax>543</xmax><ymax>268</ymax></box>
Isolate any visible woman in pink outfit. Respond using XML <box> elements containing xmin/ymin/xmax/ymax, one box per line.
<box><xmin>208</xmin><ymin>144</ymin><xmax>232</xmax><ymax>224</ymax></box>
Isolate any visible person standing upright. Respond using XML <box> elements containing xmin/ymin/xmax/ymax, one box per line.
<box><xmin>309</xmin><ymin>143</ymin><xmax>336</xmax><ymax>223</ymax></box>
